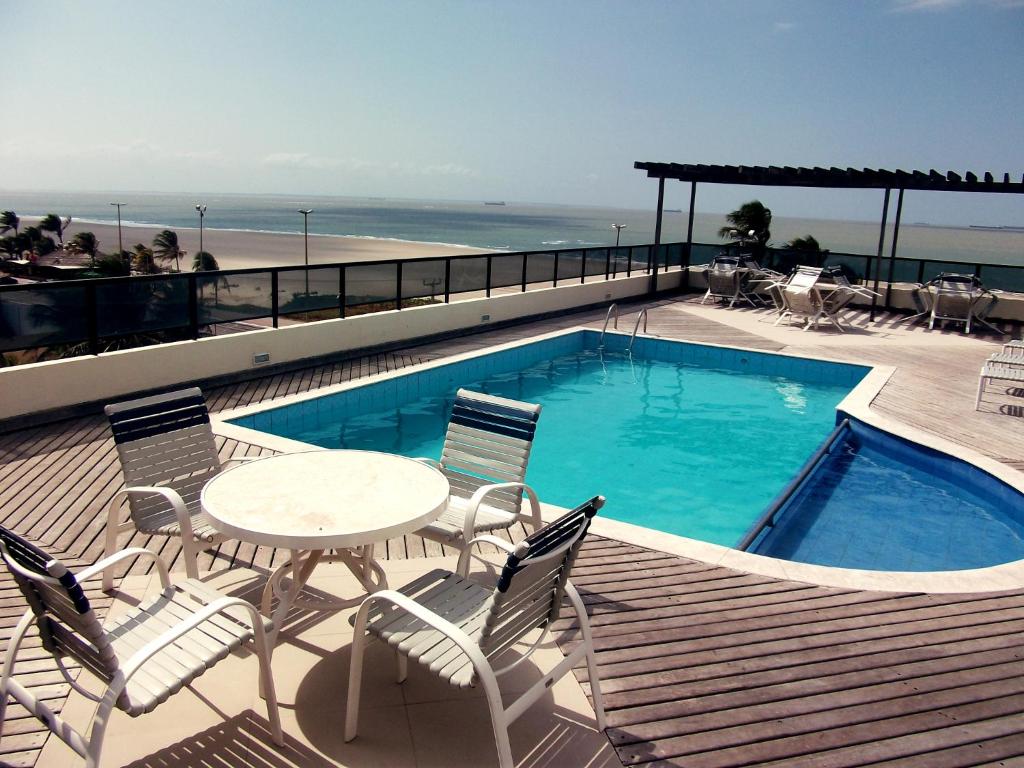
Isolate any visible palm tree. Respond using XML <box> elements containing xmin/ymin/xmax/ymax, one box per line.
<box><xmin>718</xmin><ymin>201</ymin><xmax>772</xmax><ymax>248</ymax></box>
<box><xmin>192</xmin><ymin>250</ymin><xmax>219</xmax><ymax>271</ymax></box>
<box><xmin>152</xmin><ymin>229</ymin><xmax>183</xmax><ymax>272</ymax></box>
<box><xmin>71</xmin><ymin>231</ymin><xmax>100</xmax><ymax>267</ymax></box>
<box><xmin>131</xmin><ymin>243</ymin><xmax>157</xmax><ymax>274</ymax></box>
<box><xmin>39</xmin><ymin>214</ymin><xmax>72</xmax><ymax>246</ymax></box>
<box><xmin>0</xmin><ymin>211</ymin><xmax>19</xmax><ymax>237</ymax></box>
<box><xmin>785</xmin><ymin>235</ymin><xmax>821</xmax><ymax>252</ymax></box>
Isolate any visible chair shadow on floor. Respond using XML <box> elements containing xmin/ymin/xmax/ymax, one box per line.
<box><xmin>121</xmin><ymin>711</ymin><xmax>335</xmax><ymax>768</ymax></box>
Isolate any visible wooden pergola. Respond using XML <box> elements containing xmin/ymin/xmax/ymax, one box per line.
<box><xmin>634</xmin><ymin>162</ymin><xmax>1024</xmax><ymax>313</ymax></box>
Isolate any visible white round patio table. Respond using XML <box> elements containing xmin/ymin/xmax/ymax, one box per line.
<box><xmin>201</xmin><ymin>450</ymin><xmax>449</xmax><ymax>649</ymax></box>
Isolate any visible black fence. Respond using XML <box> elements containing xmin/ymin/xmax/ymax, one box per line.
<box><xmin>0</xmin><ymin>243</ymin><xmax>681</xmax><ymax>355</ymax></box>
<box><xmin>2</xmin><ymin>239</ymin><xmax>1022</xmax><ymax>357</ymax></box>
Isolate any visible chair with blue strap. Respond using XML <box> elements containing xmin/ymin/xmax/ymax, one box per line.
<box><xmin>346</xmin><ymin>496</ymin><xmax>607</xmax><ymax>768</ymax></box>
<box><xmin>0</xmin><ymin>525</ymin><xmax>282</xmax><ymax>768</ymax></box>
<box><xmin>415</xmin><ymin>389</ymin><xmax>544</xmax><ymax>548</ymax></box>
<box><xmin>103</xmin><ymin>387</ymin><xmax>247</xmax><ymax>590</ymax></box>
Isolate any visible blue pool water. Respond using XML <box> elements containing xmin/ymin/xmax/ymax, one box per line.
<box><xmin>231</xmin><ymin>331</ymin><xmax>864</xmax><ymax>546</ymax></box>
<box><xmin>750</xmin><ymin>419</ymin><xmax>1024</xmax><ymax>571</ymax></box>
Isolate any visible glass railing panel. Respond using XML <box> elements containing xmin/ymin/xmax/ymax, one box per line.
<box><xmin>525</xmin><ymin>252</ymin><xmax>555</xmax><ymax>287</ymax></box>
<box><xmin>199</xmin><ymin>271</ymin><xmax>274</xmax><ymax>324</ymax></box>
<box><xmin>826</xmin><ymin>255</ymin><xmax>870</xmax><ymax>284</ymax></box>
<box><xmin>630</xmin><ymin>246</ymin><xmax>651</xmax><ymax>273</ymax></box>
<box><xmin>0</xmin><ymin>284</ymin><xmax>89</xmax><ymax>352</ymax></box>
<box><xmin>556</xmin><ymin>250</ymin><xmax>583</xmax><ymax>283</ymax></box>
<box><xmin>345</xmin><ymin>263</ymin><xmax>398</xmax><ymax>312</ymax></box>
<box><xmin>490</xmin><ymin>254</ymin><xmax>525</xmax><ymax>291</ymax></box>
<box><xmin>665</xmin><ymin>244</ymin><xmax>684</xmax><ymax>269</ymax></box>
<box><xmin>978</xmin><ymin>265</ymin><xmax>1024</xmax><ymax>293</ymax></box>
<box><xmin>448</xmin><ymin>256</ymin><xmax>488</xmax><ymax>295</ymax></box>
<box><xmin>97</xmin><ymin>276</ymin><xmax>190</xmax><ymax>337</ymax></box>
<box><xmin>275</xmin><ymin>267</ymin><xmax>341</xmax><ymax>315</ymax></box>
<box><xmin>585</xmin><ymin>248</ymin><xmax>609</xmax><ymax>277</ymax></box>
<box><xmin>400</xmin><ymin>259</ymin><xmax>446</xmax><ymax>304</ymax></box>
<box><xmin>609</xmin><ymin>247</ymin><xmax>631</xmax><ymax>275</ymax></box>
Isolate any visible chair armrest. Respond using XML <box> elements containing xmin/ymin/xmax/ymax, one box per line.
<box><xmin>120</xmin><ymin>485</ymin><xmax>195</xmax><ymax>542</ymax></box>
<box><xmin>456</xmin><ymin>535</ymin><xmax>517</xmax><ymax>577</ymax></box>
<box><xmin>221</xmin><ymin>456</ymin><xmax>257</xmax><ymax>468</ymax></box>
<box><xmin>77</xmin><ymin>547</ymin><xmax>171</xmax><ymax>588</ymax></box>
<box><xmin>119</xmin><ymin>595</ymin><xmax>268</xmax><ymax>683</ymax></box>
<box><xmin>351</xmin><ymin>589</ymin><xmax>486</xmax><ymax>670</ymax></box>
<box><xmin>462</xmin><ymin>481</ymin><xmax>542</xmax><ymax>542</ymax></box>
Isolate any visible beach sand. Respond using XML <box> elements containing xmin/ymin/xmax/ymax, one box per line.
<box><xmin>37</xmin><ymin>219</ymin><xmax>486</xmax><ymax>270</ymax></box>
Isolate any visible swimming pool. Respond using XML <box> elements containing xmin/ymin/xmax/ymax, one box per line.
<box><xmin>227</xmin><ymin>330</ymin><xmax>866</xmax><ymax>546</ymax></box>
<box><xmin>747</xmin><ymin>417</ymin><xmax>1024</xmax><ymax>571</ymax></box>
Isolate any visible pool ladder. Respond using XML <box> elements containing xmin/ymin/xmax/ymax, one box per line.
<box><xmin>599</xmin><ymin>304</ymin><xmax>619</xmax><ymax>347</ymax></box>
<box><xmin>628</xmin><ymin>308</ymin><xmax>649</xmax><ymax>351</ymax></box>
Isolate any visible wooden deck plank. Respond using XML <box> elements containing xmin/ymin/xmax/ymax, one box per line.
<box><xmin>2</xmin><ymin>298</ymin><xmax>1023</xmax><ymax>767</ymax></box>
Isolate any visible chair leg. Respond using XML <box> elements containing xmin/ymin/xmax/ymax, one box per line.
<box><xmin>102</xmin><ymin>502</ymin><xmax>124</xmax><ymax>592</ymax></box>
<box><xmin>480</xmin><ymin>674</ymin><xmax>515</xmax><ymax>768</ymax></box>
<box><xmin>344</xmin><ymin>624</ymin><xmax>369</xmax><ymax>742</ymax></box>
<box><xmin>396</xmin><ymin>651</ymin><xmax>408</xmax><ymax>684</ymax></box>
<box><xmin>566</xmin><ymin>583</ymin><xmax>606</xmax><ymax>731</ymax></box>
<box><xmin>976</xmin><ymin>373</ymin><xmax>987</xmax><ymax>410</ymax></box>
<box><xmin>253</xmin><ymin>631</ymin><xmax>284</xmax><ymax>746</ymax></box>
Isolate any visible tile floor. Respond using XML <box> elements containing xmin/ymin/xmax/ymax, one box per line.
<box><xmin>36</xmin><ymin>556</ymin><xmax>616</xmax><ymax>768</ymax></box>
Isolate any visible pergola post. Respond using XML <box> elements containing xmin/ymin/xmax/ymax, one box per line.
<box><xmin>684</xmin><ymin>181</ymin><xmax>697</xmax><ymax>289</ymax></box>
<box><xmin>651</xmin><ymin>177</ymin><xmax>665</xmax><ymax>295</ymax></box>
<box><xmin>870</xmin><ymin>188</ymin><xmax>891</xmax><ymax>321</ymax></box>
<box><xmin>884</xmin><ymin>188</ymin><xmax>905</xmax><ymax>311</ymax></box>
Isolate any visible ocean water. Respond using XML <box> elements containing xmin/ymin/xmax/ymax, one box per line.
<box><xmin>1</xmin><ymin>189</ymin><xmax>1022</xmax><ymax>265</ymax></box>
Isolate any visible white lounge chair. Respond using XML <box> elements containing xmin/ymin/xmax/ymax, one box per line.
<box><xmin>345</xmin><ymin>496</ymin><xmax>607</xmax><ymax>768</ymax></box>
<box><xmin>102</xmin><ymin>387</ymin><xmax>247</xmax><ymax>590</ymax></box>
<box><xmin>415</xmin><ymin>389</ymin><xmax>544</xmax><ymax>547</ymax></box>
<box><xmin>0</xmin><ymin>527</ymin><xmax>282</xmax><ymax>768</ymax></box>
<box><xmin>976</xmin><ymin>362</ymin><xmax>1024</xmax><ymax>410</ymax></box>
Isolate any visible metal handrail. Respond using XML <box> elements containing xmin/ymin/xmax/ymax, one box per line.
<box><xmin>736</xmin><ymin>418</ymin><xmax>852</xmax><ymax>551</ymax></box>
<box><xmin>599</xmin><ymin>304</ymin><xmax>619</xmax><ymax>346</ymax></box>
<box><xmin>627</xmin><ymin>308</ymin><xmax>649</xmax><ymax>351</ymax></box>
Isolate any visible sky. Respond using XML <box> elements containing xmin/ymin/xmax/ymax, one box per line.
<box><xmin>2</xmin><ymin>0</ymin><xmax>1023</xmax><ymax>225</ymax></box>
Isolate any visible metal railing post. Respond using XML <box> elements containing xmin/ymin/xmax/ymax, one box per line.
<box><xmin>485</xmin><ymin>255</ymin><xmax>493</xmax><ymax>297</ymax></box>
<box><xmin>339</xmin><ymin>266</ymin><xmax>346</xmax><ymax>318</ymax></box>
<box><xmin>86</xmin><ymin>282</ymin><xmax>99</xmax><ymax>355</ymax></box>
<box><xmin>188</xmin><ymin>273</ymin><xmax>199</xmax><ymax>339</ymax></box>
<box><xmin>271</xmin><ymin>271</ymin><xmax>279</xmax><ymax>328</ymax></box>
<box><xmin>396</xmin><ymin>261</ymin><xmax>403</xmax><ymax>309</ymax></box>
<box><xmin>605</xmin><ymin>248</ymin><xmax>611</xmax><ymax>280</ymax></box>
<box><xmin>444</xmin><ymin>258</ymin><xmax>451</xmax><ymax>303</ymax></box>
<box><xmin>520</xmin><ymin>254</ymin><xmax>528</xmax><ymax>292</ymax></box>
<box><xmin>580</xmin><ymin>251</ymin><xmax>587</xmax><ymax>284</ymax></box>
<box><xmin>552</xmin><ymin>252</ymin><xmax>559</xmax><ymax>287</ymax></box>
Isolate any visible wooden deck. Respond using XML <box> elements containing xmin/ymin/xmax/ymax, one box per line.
<box><xmin>2</xmin><ymin>296</ymin><xmax>1023</xmax><ymax>766</ymax></box>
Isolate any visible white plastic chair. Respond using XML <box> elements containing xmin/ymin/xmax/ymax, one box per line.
<box><xmin>0</xmin><ymin>526</ymin><xmax>282</xmax><ymax>768</ymax></box>
<box><xmin>415</xmin><ymin>389</ymin><xmax>544</xmax><ymax>547</ymax></box>
<box><xmin>103</xmin><ymin>387</ymin><xmax>248</xmax><ymax>590</ymax></box>
<box><xmin>346</xmin><ymin>496</ymin><xmax>607</xmax><ymax>768</ymax></box>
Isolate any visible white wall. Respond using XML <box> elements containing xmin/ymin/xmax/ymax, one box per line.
<box><xmin>0</xmin><ymin>273</ymin><xmax>675</xmax><ymax>421</ymax></box>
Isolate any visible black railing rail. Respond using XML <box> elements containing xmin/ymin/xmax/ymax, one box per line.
<box><xmin>737</xmin><ymin>418</ymin><xmax>852</xmax><ymax>552</ymax></box>
<box><xmin>2</xmin><ymin>238</ymin><xmax>1023</xmax><ymax>357</ymax></box>
<box><xmin>0</xmin><ymin>243</ymin><xmax>679</xmax><ymax>355</ymax></box>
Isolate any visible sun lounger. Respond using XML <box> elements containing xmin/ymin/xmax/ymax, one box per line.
<box><xmin>976</xmin><ymin>361</ymin><xmax>1024</xmax><ymax>410</ymax></box>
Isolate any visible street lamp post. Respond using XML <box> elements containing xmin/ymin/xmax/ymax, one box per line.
<box><xmin>195</xmin><ymin>204</ymin><xmax>207</xmax><ymax>258</ymax></box>
<box><xmin>612</xmin><ymin>223</ymin><xmax>626</xmax><ymax>248</ymax></box>
<box><xmin>110</xmin><ymin>202</ymin><xmax>126</xmax><ymax>269</ymax></box>
<box><xmin>298</xmin><ymin>208</ymin><xmax>313</xmax><ymax>294</ymax></box>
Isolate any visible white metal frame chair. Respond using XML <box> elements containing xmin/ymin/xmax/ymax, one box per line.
<box><xmin>346</xmin><ymin>496</ymin><xmax>606</xmax><ymax>768</ymax></box>
<box><xmin>0</xmin><ymin>526</ymin><xmax>282</xmax><ymax>768</ymax></box>
<box><xmin>103</xmin><ymin>387</ymin><xmax>248</xmax><ymax>590</ymax></box>
<box><xmin>926</xmin><ymin>273</ymin><xmax>997</xmax><ymax>334</ymax></box>
<box><xmin>415</xmin><ymin>389</ymin><xmax>544</xmax><ymax>547</ymax></box>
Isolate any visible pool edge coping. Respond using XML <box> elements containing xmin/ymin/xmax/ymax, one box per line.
<box><xmin>211</xmin><ymin>326</ymin><xmax>1024</xmax><ymax>595</ymax></box>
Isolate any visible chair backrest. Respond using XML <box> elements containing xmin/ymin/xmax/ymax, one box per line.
<box><xmin>477</xmin><ymin>496</ymin><xmax>603</xmax><ymax>662</ymax></box>
<box><xmin>105</xmin><ymin>388</ymin><xmax>221</xmax><ymax>527</ymax></box>
<box><xmin>709</xmin><ymin>254</ymin><xmax>740</xmax><ymax>271</ymax></box>
<box><xmin>440</xmin><ymin>389</ymin><xmax>541</xmax><ymax>515</ymax></box>
<box><xmin>934</xmin><ymin>272</ymin><xmax>980</xmax><ymax>294</ymax></box>
<box><xmin>787</xmin><ymin>266</ymin><xmax>823</xmax><ymax>290</ymax></box>
<box><xmin>0</xmin><ymin>526</ymin><xmax>119</xmax><ymax>685</ymax></box>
